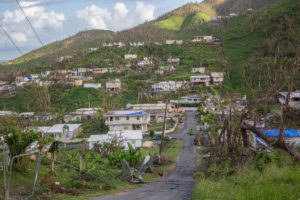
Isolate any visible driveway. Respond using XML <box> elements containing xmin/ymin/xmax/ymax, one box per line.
<box><xmin>92</xmin><ymin>111</ymin><xmax>197</xmax><ymax>200</ymax></box>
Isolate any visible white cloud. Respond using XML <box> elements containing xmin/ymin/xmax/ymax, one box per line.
<box><xmin>135</xmin><ymin>1</ymin><xmax>156</xmax><ymax>21</ymax></box>
<box><xmin>76</xmin><ymin>5</ymin><xmax>111</xmax><ymax>30</ymax></box>
<box><xmin>2</xmin><ymin>1</ymin><xmax>64</xmax><ymax>30</ymax></box>
<box><xmin>114</xmin><ymin>2</ymin><xmax>129</xmax><ymax>17</ymax></box>
<box><xmin>1</xmin><ymin>1</ymin><xmax>65</xmax><ymax>49</ymax></box>
<box><xmin>10</xmin><ymin>32</ymin><xmax>28</xmax><ymax>44</ymax></box>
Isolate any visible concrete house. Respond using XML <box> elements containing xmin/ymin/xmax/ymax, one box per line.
<box><xmin>35</xmin><ymin>112</ymin><xmax>55</xmax><ymax>122</ymax></box>
<box><xmin>127</xmin><ymin>103</ymin><xmax>175</xmax><ymax>112</ymax></box>
<box><xmin>166</xmin><ymin>40</ymin><xmax>183</xmax><ymax>45</ymax></box>
<box><xmin>191</xmin><ymin>35</ymin><xmax>214</xmax><ymax>43</ymax></box>
<box><xmin>42</xmin><ymin>124</ymin><xmax>82</xmax><ymax>143</ymax></box>
<box><xmin>88</xmin><ymin>130</ymin><xmax>143</xmax><ymax>150</ymax></box>
<box><xmin>64</xmin><ymin>108</ymin><xmax>101</xmax><ymax>122</ymax></box>
<box><xmin>210</xmin><ymin>72</ymin><xmax>224</xmax><ymax>85</ymax></box>
<box><xmin>192</xmin><ymin>64</ymin><xmax>208</xmax><ymax>73</ymax></box>
<box><xmin>92</xmin><ymin>68</ymin><xmax>113</xmax><ymax>74</ymax></box>
<box><xmin>124</xmin><ymin>54</ymin><xmax>138</xmax><ymax>60</ymax></box>
<box><xmin>190</xmin><ymin>75</ymin><xmax>211</xmax><ymax>86</ymax></box>
<box><xmin>151</xmin><ymin>81</ymin><xmax>177</xmax><ymax>92</ymax></box>
<box><xmin>137</xmin><ymin>57</ymin><xmax>152</xmax><ymax>67</ymax></box>
<box><xmin>279</xmin><ymin>91</ymin><xmax>300</xmax><ymax>109</ymax></box>
<box><xmin>171</xmin><ymin>95</ymin><xmax>201</xmax><ymax>104</ymax></box>
<box><xmin>104</xmin><ymin>110</ymin><xmax>150</xmax><ymax>132</ymax></box>
<box><xmin>167</xmin><ymin>58</ymin><xmax>180</xmax><ymax>65</ymax></box>
<box><xmin>84</xmin><ymin>83</ymin><xmax>102</xmax><ymax>89</ymax></box>
<box><xmin>106</xmin><ymin>79</ymin><xmax>121</xmax><ymax>93</ymax></box>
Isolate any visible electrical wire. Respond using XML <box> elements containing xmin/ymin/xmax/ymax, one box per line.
<box><xmin>0</xmin><ymin>23</ymin><xmax>23</xmax><ymax>55</ymax></box>
<box><xmin>15</xmin><ymin>0</ymin><xmax>44</xmax><ymax>46</ymax></box>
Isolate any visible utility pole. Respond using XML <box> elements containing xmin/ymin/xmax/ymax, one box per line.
<box><xmin>159</xmin><ymin>100</ymin><xmax>169</xmax><ymax>155</ymax></box>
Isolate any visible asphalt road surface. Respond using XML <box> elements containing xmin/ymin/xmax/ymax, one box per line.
<box><xmin>92</xmin><ymin>111</ymin><xmax>197</xmax><ymax>200</ymax></box>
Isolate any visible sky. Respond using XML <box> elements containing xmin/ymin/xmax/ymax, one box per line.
<box><xmin>0</xmin><ymin>0</ymin><xmax>202</xmax><ymax>61</ymax></box>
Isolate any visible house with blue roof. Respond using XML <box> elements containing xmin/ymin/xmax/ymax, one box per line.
<box><xmin>104</xmin><ymin>110</ymin><xmax>150</xmax><ymax>132</ymax></box>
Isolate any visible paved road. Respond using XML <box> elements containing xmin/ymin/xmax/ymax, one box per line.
<box><xmin>92</xmin><ymin>111</ymin><xmax>197</xmax><ymax>200</ymax></box>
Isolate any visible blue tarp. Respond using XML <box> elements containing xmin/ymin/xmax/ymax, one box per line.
<box><xmin>261</xmin><ymin>129</ymin><xmax>300</xmax><ymax>138</ymax></box>
<box><xmin>128</xmin><ymin>111</ymin><xmax>146</xmax><ymax>115</ymax></box>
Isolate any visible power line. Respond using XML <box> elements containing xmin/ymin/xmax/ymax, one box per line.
<box><xmin>0</xmin><ymin>23</ymin><xmax>22</xmax><ymax>55</ymax></box>
<box><xmin>15</xmin><ymin>0</ymin><xmax>44</xmax><ymax>46</ymax></box>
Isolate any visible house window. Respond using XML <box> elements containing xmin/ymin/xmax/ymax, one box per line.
<box><xmin>136</xmin><ymin>116</ymin><xmax>140</xmax><ymax>120</ymax></box>
<box><xmin>126</xmin><ymin>116</ymin><xmax>130</xmax><ymax>120</ymax></box>
<box><xmin>115</xmin><ymin>116</ymin><xmax>120</xmax><ymax>120</ymax></box>
<box><xmin>110</xmin><ymin>117</ymin><xmax>113</xmax><ymax>121</ymax></box>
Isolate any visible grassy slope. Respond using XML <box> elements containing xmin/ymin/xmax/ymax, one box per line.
<box><xmin>221</xmin><ymin>0</ymin><xmax>300</xmax><ymax>90</ymax></box>
<box><xmin>192</xmin><ymin>150</ymin><xmax>300</xmax><ymax>200</ymax></box>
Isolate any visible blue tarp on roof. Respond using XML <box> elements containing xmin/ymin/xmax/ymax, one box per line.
<box><xmin>128</xmin><ymin>111</ymin><xmax>145</xmax><ymax>115</ymax></box>
<box><xmin>261</xmin><ymin>129</ymin><xmax>300</xmax><ymax>138</ymax></box>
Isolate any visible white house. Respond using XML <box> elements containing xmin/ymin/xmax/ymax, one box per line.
<box><xmin>279</xmin><ymin>91</ymin><xmax>300</xmax><ymax>109</ymax></box>
<box><xmin>84</xmin><ymin>83</ymin><xmax>102</xmax><ymax>89</ymax></box>
<box><xmin>124</xmin><ymin>54</ymin><xmax>138</xmax><ymax>60</ymax></box>
<box><xmin>137</xmin><ymin>57</ymin><xmax>152</xmax><ymax>67</ymax></box>
<box><xmin>190</xmin><ymin>75</ymin><xmax>211</xmax><ymax>86</ymax></box>
<box><xmin>171</xmin><ymin>95</ymin><xmax>201</xmax><ymax>104</ymax></box>
<box><xmin>167</xmin><ymin>58</ymin><xmax>180</xmax><ymax>64</ymax></box>
<box><xmin>0</xmin><ymin>111</ymin><xmax>17</xmax><ymax>117</ymax></box>
<box><xmin>166</xmin><ymin>40</ymin><xmax>183</xmax><ymax>45</ymax></box>
<box><xmin>106</xmin><ymin>79</ymin><xmax>121</xmax><ymax>93</ymax></box>
<box><xmin>88</xmin><ymin>130</ymin><xmax>143</xmax><ymax>150</ymax></box>
<box><xmin>192</xmin><ymin>67</ymin><xmax>206</xmax><ymax>74</ymax></box>
<box><xmin>127</xmin><ymin>103</ymin><xmax>175</xmax><ymax>112</ymax></box>
<box><xmin>104</xmin><ymin>110</ymin><xmax>150</xmax><ymax>132</ymax></box>
<box><xmin>191</xmin><ymin>35</ymin><xmax>214</xmax><ymax>43</ymax></box>
<box><xmin>210</xmin><ymin>72</ymin><xmax>224</xmax><ymax>85</ymax></box>
<box><xmin>45</xmin><ymin>124</ymin><xmax>82</xmax><ymax>143</ymax></box>
<box><xmin>64</xmin><ymin>108</ymin><xmax>101</xmax><ymax>122</ymax></box>
<box><xmin>152</xmin><ymin>81</ymin><xmax>177</xmax><ymax>92</ymax></box>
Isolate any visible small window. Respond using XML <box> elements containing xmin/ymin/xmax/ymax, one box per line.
<box><xmin>126</xmin><ymin>116</ymin><xmax>130</xmax><ymax>120</ymax></box>
<box><xmin>115</xmin><ymin>116</ymin><xmax>120</xmax><ymax>120</ymax></box>
<box><xmin>137</xmin><ymin>116</ymin><xmax>140</xmax><ymax>120</ymax></box>
<box><xmin>110</xmin><ymin>117</ymin><xmax>113</xmax><ymax>121</ymax></box>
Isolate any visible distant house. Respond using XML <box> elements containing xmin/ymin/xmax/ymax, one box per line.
<box><xmin>0</xmin><ymin>111</ymin><xmax>17</xmax><ymax>117</ymax></box>
<box><xmin>104</xmin><ymin>110</ymin><xmax>150</xmax><ymax>132</ymax></box>
<box><xmin>84</xmin><ymin>83</ymin><xmax>102</xmax><ymax>89</ymax></box>
<box><xmin>106</xmin><ymin>79</ymin><xmax>121</xmax><ymax>93</ymax></box>
<box><xmin>124</xmin><ymin>54</ymin><xmax>138</xmax><ymax>60</ymax></box>
<box><xmin>191</xmin><ymin>35</ymin><xmax>214</xmax><ymax>43</ymax></box>
<box><xmin>92</xmin><ymin>68</ymin><xmax>113</xmax><ymax>74</ymax></box>
<box><xmin>130</xmin><ymin>42</ymin><xmax>145</xmax><ymax>47</ymax></box>
<box><xmin>137</xmin><ymin>57</ymin><xmax>152</xmax><ymax>67</ymax></box>
<box><xmin>210</xmin><ymin>72</ymin><xmax>224</xmax><ymax>85</ymax></box>
<box><xmin>155</xmin><ymin>66</ymin><xmax>175</xmax><ymax>75</ymax></box>
<box><xmin>88</xmin><ymin>130</ymin><xmax>143</xmax><ymax>150</ymax></box>
<box><xmin>19</xmin><ymin>112</ymin><xmax>35</xmax><ymax>121</ymax></box>
<box><xmin>166</xmin><ymin>40</ymin><xmax>183</xmax><ymax>45</ymax></box>
<box><xmin>151</xmin><ymin>81</ymin><xmax>177</xmax><ymax>92</ymax></box>
<box><xmin>88</xmin><ymin>47</ymin><xmax>99</xmax><ymax>52</ymax></box>
<box><xmin>127</xmin><ymin>103</ymin><xmax>175</xmax><ymax>112</ymax></box>
<box><xmin>35</xmin><ymin>112</ymin><xmax>55</xmax><ymax>122</ymax></box>
<box><xmin>41</xmin><ymin>124</ymin><xmax>82</xmax><ymax>143</ymax></box>
<box><xmin>64</xmin><ymin>108</ymin><xmax>101</xmax><ymax>122</ymax></box>
<box><xmin>171</xmin><ymin>95</ymin><xmax>201</xmax><ymax>104</ymax></box>
<box><xmin>73</xmin><ymin>80</ymin><xmax>83</xmax><ymax>86</ymax></box>
<box><xmin>278</xmin><ymin>91</ymin><xmax>300</xmax><ymax>109</ymax></box>
<box><xmin>190</xmin><ymin>75</ymin><xmax>210</xmax><ymax>86</ymax></box>
<box><xmin>167</xmin><ymin>58</ymin><xmax>180</xmax><ymax>65</ymax></box>
<box><xmin>192</xmin><ymin>67</ymin><xmax>206</xmax><ymax>74</ymax></box>
<box><xmin>58</xmin><ymin>55</ymin><xmax>72</xmax><ymax>62</ymax></box>
<box><xmin>0</xmin><ymin>81</ymin><xmax>10</xmax><ymax>91</ymax></box>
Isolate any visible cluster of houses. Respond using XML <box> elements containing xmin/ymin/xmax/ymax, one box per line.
<box><xmin>0</xmin><ymin>67</ymin><xmax>125</xmax><ymax>96</ymax></box>
<box><xmin>26</xmin><ymin>101</ymin><xmax>185</xmax><ymax>150</ymax></box>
